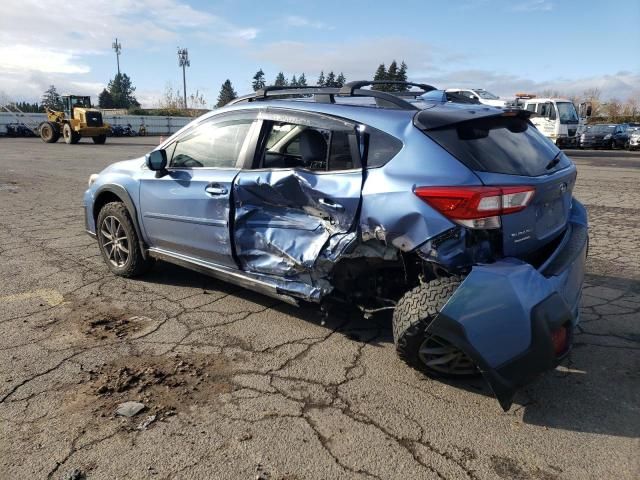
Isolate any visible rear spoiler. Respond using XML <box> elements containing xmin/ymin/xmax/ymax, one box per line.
<box><xmin>414</xmin><ymin>105</ymin><xmax>533</xmax><ymax>131</ymax></box>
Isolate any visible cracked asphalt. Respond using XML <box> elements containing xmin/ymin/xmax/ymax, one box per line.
<box><xmin>0</xmin><ymin>137</ymin><xmax>638</xmax><ymax>480</ymax></box>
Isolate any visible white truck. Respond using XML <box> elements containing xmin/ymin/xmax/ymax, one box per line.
<box><xmin>514</xmin><ymin>94</ymin><xmax>587</xmax><ymax>148</ymax></box>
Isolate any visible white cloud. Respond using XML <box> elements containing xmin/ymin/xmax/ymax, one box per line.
<box><xmin>0</xmin><ymin>46</ymin><xmax>90</xmax><ymax>74</ymax></box>
<box><xmin>418</xmin><ymin>69</ymin><xmax>640</xmax><ymax>101</ymax></box>
<box><xmin>0</xmin><ymin>0</ymin><xmax>258</xmax><ymax>103</ymax></box>
<box><xmin>512</xmin><ymin>0</ymin><xmax>554</xmax><ymax>12</ymax></box>
<box><xmin>284</xmin><ymin>16</ymin><xmax>332</xmax><ymax>30</ymax></box>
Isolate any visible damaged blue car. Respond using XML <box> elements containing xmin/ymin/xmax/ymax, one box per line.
<box><xmin>84</xmin><ymin>81</ymin><xmax>588</xmax><ymax>410</ymax></box>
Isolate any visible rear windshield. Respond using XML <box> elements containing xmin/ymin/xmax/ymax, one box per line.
<box><xmin>588</xmin><ymin>125</ymin><xmax>615</xmax><ymax>133</ymax></box>
<box><xmin>422</xmin><ymin>116</ymin><xmax>569</xmax><ymax>176</ymax></box>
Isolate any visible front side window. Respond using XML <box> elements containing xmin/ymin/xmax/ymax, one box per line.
<box><xmin>556</xmin><ymin>102</ymin><xmax>579</xmax><ymax>124</ymax></box>
<box><xmin>171</xmin><ymin>120</ymin><xmax>253</xmax><ymax>168</ymax></box>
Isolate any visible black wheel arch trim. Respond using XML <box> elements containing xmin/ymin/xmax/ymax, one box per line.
<box><xmin>93</xmin><ymin>184</ymin><xmax>148</xmax><ymax>259</ymax></box>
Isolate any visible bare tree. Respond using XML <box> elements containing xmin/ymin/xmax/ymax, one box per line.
<box><xmin>583</xmin><ymin>88</ymin><xmax>603</xmax><ymax>117</ymax></box>
<box><xmin>604</xmin><ymin>98</ymin><xmax>622</xmax><ymax>121</ymax></box>
<box><xmin>188</xmin><ymin>90</ymin><xmax>207</xmax><ymax>109</ymax></box>
<box><xmin>622</xmin><ymin>96</ymin><xmax>639</xmax><ymax>117</ymax></box>
<box><xmin>156</xmin><ymin>84</ymin><xmax>184</xmax><ymax>110</ymax></box>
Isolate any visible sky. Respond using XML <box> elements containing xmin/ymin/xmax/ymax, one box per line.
<box><xmin>1</xmin><ymin>0</ymin><xmax>639</xmax><ymax>108</ymax></box>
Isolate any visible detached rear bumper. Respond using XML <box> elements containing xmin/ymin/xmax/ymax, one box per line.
<box><xmin>431</xmin><ymin>200</ymin><xmax>588</xmax><ymax>410</ymax></box>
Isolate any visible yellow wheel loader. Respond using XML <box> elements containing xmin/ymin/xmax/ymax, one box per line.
<box><xmin>39</xmin><ymin>95</ymin><xmax>111</xmax><ymax>144</ymax></box>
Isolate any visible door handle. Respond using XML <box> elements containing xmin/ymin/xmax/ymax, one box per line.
<box><xmin>318</xmin><ymin>198</ymin><xmax>344</xmax><ymax>211</ymax></box>
<box><xmin>205</xmin><ymin>185</ymin><xmax>228</xmax><ymax>195</ymax></box>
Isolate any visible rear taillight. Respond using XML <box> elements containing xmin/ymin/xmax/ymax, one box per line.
<box><xmin>551</xmin><ymin>326</ymin><xmax>569</xmax><ymax>356</ymax></box>
<box><xmin>414</xmin><ymin>186</ymin><xmax>535</xmax><ymax>229</ymax></box>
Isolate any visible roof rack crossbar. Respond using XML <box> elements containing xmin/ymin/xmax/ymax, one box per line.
<box><xmin>339</xmin><ymin>80</ymin><xmax>436</xmax><ymax>96</ymax></box>
<box><xmin>227</xmin><ymin>84</ymin><xmax>420</xmax><ymax>110</ymax></box>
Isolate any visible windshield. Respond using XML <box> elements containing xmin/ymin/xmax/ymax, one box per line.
<box><xmin>475</xmin><ymin>89</ymin><xmax>499</xmax><ymax>100</ymax></box>
<box><xmin>589</xmin><ymin>125</ymin><xmax>616</xmax><ymax>133</ymax></box>
<box><xmin>556</xmin><ymin>102</ymin><xmax>578</xmax><ymax>124</ymax></box>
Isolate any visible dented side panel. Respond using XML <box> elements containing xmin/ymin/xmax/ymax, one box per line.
<box><xmin>360</xmin><ymin>126</ymin><xmax>483</xmax><ymax>252</ymax></box>
<box><xmin>233</xmin><ymin>169</ymin><xmax>363</xmax><ymax>277</ymax></box>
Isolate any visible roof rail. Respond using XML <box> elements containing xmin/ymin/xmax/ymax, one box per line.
<box><xmin>226</xmin><ymin>82</ymin><xmax>429</xmax><ymax>110</ymax></box>
<box><xmin>339</xmin><ymin>80</ymin><xmax>436</xmax><ymax>96</ymax></box>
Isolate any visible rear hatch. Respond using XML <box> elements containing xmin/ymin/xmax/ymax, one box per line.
<box><xmin>415</xmin><ymin>106</ymin><xmax>576</xmax><ymax>257</ymax></box>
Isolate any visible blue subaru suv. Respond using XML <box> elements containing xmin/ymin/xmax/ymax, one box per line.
<box><xmin>84</xmin><ymin>81</ymin><xmax>588</xmax><ymax>410</ymax></box>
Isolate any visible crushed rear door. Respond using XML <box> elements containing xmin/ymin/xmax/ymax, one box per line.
<box><xmin>232</xmin><ymin>112</ymin><xmax>364</xmax><ymax>284</ymax></box>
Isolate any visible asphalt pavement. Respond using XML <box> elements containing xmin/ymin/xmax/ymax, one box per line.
<box><xmin>0</xmin><ymin>137</ymin><xmax>638</xmax><ymax>479</ymax></box>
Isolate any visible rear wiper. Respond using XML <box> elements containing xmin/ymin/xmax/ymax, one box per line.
<box><xmin>546</xmin><ymin>152</ymin><xmax>562</xmax><ymax>170</ymax></box>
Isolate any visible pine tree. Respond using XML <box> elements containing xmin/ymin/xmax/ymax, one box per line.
<box><xmin>317</xmin><ymin>71</ymin><xmax>325</xmax><ymax>87</ymax></box>
<box><xmin>274</xmin><ymin>72</ymin><xmax>288</xmax><ymax>87</ymax></box>
<box><xmin>252</xmin><ymin>69</ymin><xmax>266</xmax><ymax>91</ymax></box>
<box><xmin>396</xmin><ymin>61</ymin><xmax>408</xmax><ymax>91</ymax></box>
<box><xmin>98</xmin><ymin>88</ymin><xmax>115</xmax><ymax>108</ymax></box>
<box><xmin>372</xmin><ymin>64</ymin><xmax>386</xmax><ymax>91</ymax></box>
<box><xmin>298</xmin><ymin>73</ymin><xmax>308</xmax><ymax>87</ymax></box>
<box><xmin>216</xmin><ymin>79</ymin><xmax>237</xmax><ymax>108</ymax></box>
<box><xmin>336</xmin><ymin>72</ymin><xmax>346</xmax><ymax>88</ymax></box>
<box><xmin>325</xmin><ymin>71</ymin><xmax>337</xmax><ymax>88</ymax></box>
<box><xmin>107</xmin><ymin>73</ymin><xmax>140</xmax><ymax>109</ymax></box>
<box><xmin>41</xmin><ymin>85</ymin><xmax>62</xmax><ymax>110</ymax></box>
<box><xmin>387</xmin><ymin>61</ymin><xmax>399</xmax><ymax>91</ymax></box>
<box><xmin>290</xmin><ymin>74</ymin><xmax>298</xmax><ymax>87</ymax></box>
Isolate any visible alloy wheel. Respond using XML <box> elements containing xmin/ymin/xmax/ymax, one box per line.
<box><xmin>418</xmin><ymin>334</ymin><xmax>477</xmax><ymax>375</ymax></box>
<box><xmin>100</xmin><ymin>215</ymin><xmax>130</xmax><ymax>267</ymax></box>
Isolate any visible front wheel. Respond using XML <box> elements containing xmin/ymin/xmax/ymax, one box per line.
<box><xmin>97</xmin><ymin>202</ymin><xmax>152</xmax><ymax>277</ymax></box>
<box><xmin>393</xmin><ymin>276</ymin><xmax>477</xmax><ymax>377</ymax></box>
<box><xmin>92</xmin><ymin>134</ymin><xmax>107</xmax><ymax>144</ymax></box>
<box><xmin>63</xmin><ymin>123</ymin><xmax>80</xmax><ymax>144</ymax></box>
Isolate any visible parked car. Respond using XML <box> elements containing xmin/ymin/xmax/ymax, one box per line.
<box><xmin>444</xmin><ymin>88</ymin><xmax>507</xmax><ymax>107</ymax></box>
<box><xmin>5</xmin><ymin>123</ymin><xmax>36</xmax><ymax>137</ymax></box>
<box><xmin>579</xmin><ymin>124</ymin><xmax>627</xmax><ymax>149</ymax></box>
<box><xmin>84</xmin><ymin>81</ymin><xmax>589</xmax><ymax>410</ymax></box>
<box><xmin>627</xmin><ymin>126</ymin><xmax>640</xmax><ymax>151</ymax></box>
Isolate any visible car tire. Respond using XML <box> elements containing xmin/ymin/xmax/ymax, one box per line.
<box><xmin>63</xmin><ymin>123</ymin><xmax>80</xmax><ymax>144</ymax></box>
<box><xmin>393</xmin><ymin>276</ymin><xmax>478</xmax><ymax>377</ymax></box>
<box><xmin>93</xmin><ymin>135</ymin><xmax>107</xmax><ymax>144</ymax></box>
<box><xmin>97</xmin><ymin>202</ymin><xmax>152</xmax><ymax>277</ymax></box>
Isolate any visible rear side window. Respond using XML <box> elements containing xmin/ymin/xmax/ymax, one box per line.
<box><xmin>366</xmin><ymin>128</ymin><xmax>403</xmax><ymax>168</ymax></box>
<box><xmin>423</xmin><ymin>116</ymin><xmax>570</xmax><ymax>176</ymax></box>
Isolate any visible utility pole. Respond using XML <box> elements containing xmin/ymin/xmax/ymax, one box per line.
<box><xmin>177</xmin><ymin>47</ymin><xmax>190</xmax><ymax>109</ymax></box>
<box><xmin>112</xmin><ymin>38</ymin><xmax>122</xmax><ymax>76</ymax></box>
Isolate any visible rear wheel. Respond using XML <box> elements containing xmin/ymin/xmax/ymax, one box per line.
<box><xmin>393</xmin><ymin>276</ymin><xmax>478</xmax><ymax>377</ymax></box>
<box><xmin>63</xmin><ymin>123</ymin><xmax>81</xmax><ymax>144</ymax></box>
<box><xmin>92</xmin><ymin>134</ymin><xmax>107</xmax><ymax>144</ymax></box>
<box><xmin>97</xmin><ymin>202</ymin><xmax>152</xmax><ymax>277</ymax></box>
<box><xmin>39</xmin><ymin>122</ymin><xmax>59</xmax><ymax>143</ymax></box>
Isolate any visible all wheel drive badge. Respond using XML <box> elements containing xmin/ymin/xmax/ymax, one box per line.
<box><xmin>560</xmin><ymin>182</ymin><xmax>568</xmax><ymax>193</ymax></box>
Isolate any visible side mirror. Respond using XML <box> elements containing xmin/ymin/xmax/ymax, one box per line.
<box><xmin>146</xmin><ymin>149</ymin><xmax>167</xmax><ymax>171</ymax></box>
<box><xmin>586</xmin><ymin>106</ymin><xmax>592</xmax><ymax>117</ymax></box>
